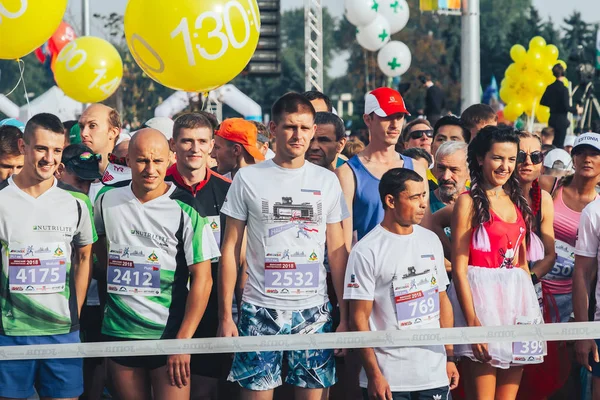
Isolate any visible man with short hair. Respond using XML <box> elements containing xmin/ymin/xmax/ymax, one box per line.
<box><xmin>0</xmin><ymin>125</ymin><xmax>24</xmax><ymax>183</ymax></box>
<box><xmin>166</xmin><ymin>112</ymin><xmax>235</xmax><ymax>400</ymax></box>
<box><xmin>460</xmin><ymin>103</ymin><xmax>498</xmax><ymax>141</ymax></box>
<box><xmin>78</xmin><ymin>103</ymin><xmax>122</xmax><ymax>201</ymax></box>
<box><xmin>219</xmin><ymin>93</ymin><xmax>349</xmax><ymax>399</ymax></box>
<box><xmin>303</xmin><ymin>90</ymin><xmax>333</xmax><ymax>112</ymax></box>
<box><xmin>251</xmin><ymin>121</ymin><xmax>275</xmax><ymax>160</ymax></box>
<box><xmin>306</xmin><ymin>112</ymin><xmax>347</xmax><ymax>170</ymax></box>
<box><xmin>430</xmin><ymin>141</ymin><xmax>469</xmax><ymax>213</ymax></box>
<box><xmin>431</xmin><ymin>116</ymin><xmax>470</xmax><ymax>159</ymax></box>
<box><xmin>0</xmin><ymin>113</ymin><xmax>96</xmax><ymax>400</ymax></box>
<box><xmin>94</xmin><ymin>128</ymin><xmax>220</xmax><ymax>400</ymax></box>
<box><xmin>336</xmin><ymin>87</ymin><xmax>427</xmax><ymax>248</ymax></box>
<box><xmin>211</xmin><ymin>118</ymin><xmax>265</xmax><ymax>179</ymax></box>
<box><xmin>541</xmin><ymin>127</ymin><xmax>555</xmax><ymax>146</ymax></box>
<box><xmin>55</xmin><ymin>144</ymin><xmax>102</xmax><ymax>195</ymax></box>
<box><xmin>345</xmin><ymin>168</ymin><xmax>457</xmax><ymax>400</ymax></box>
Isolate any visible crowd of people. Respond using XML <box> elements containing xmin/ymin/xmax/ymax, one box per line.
<box><xmin>0</xmin><ymin>84</ymin><xmax>599</xmax><ymax>400</ymax></box>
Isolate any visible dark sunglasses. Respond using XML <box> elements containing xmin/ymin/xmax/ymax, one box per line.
<box><xmin>517</xmin><ymin>150</ymin><xmax>543</xmax><ymax>165</ymax></box>
<box><xmin>409</xmin><ymin>129</ymin><xmax>434</xmax><ymax>140</ymax></box>
<box><xmin>108</xmin><ymin>153</ymin><xmax>127</xmax><ymax>166</ymax></box>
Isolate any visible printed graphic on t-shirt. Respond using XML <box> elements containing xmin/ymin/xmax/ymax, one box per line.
<box><xmin>393</xmin><ymin>261</ymin><xmax>440</xmax><ymax>327</ymax></box>
<box><xmin>261</xmin><ymin>191</ymin><xmax>324</xmax><ymax>295</ymax></box>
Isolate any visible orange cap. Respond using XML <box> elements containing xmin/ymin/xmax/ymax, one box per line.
<box><xmin>215</xmin><ymin>118</ymin><xmax>265</xmax><ymax>161</ymax></box>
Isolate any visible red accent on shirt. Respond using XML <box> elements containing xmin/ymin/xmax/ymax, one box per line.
<box><xmin>166</xmin><ymin>164</ymin><xmax>231</xmax><ymax>196</ymax></box>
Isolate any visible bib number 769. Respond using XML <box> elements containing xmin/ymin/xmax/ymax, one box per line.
<box><xmin>409</xmin><ymin>297</ymin><xmax>436</xmax><ymax>317</ymax></box>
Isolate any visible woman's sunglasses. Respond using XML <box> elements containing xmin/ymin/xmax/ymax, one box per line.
<box><xmin>517</xmin><ymin>150</ymin><xmax>543</xmax><ymax>165</ymax></box>
<box><xmin>409</xmin><ymin>129</ymin><xmax>434</xmax><ymax>140</ymax></box>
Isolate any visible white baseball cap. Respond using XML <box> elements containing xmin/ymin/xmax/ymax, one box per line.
<box><xmin>572</xmin><ymin>132</ymin><xmax>600</xmax><ymax>154</ymax></box>
<box><xmin>563</xmin><ymin>135</ymin><xmax>576</xmax><ymax>148</ymax></box>
<box><xmin>543</xmin><ymin>149</ymin><xmax>572</xmax><ymax>170</ymax></box>
<box><xmin>364</xmin><ymin>87</ymin><xmax>410</xmax><ymax>117</ymax></box>
<box><xmin>143</xmin><ymin>117</ymin><xmax>174</xmax><ymax>140</ymax></box>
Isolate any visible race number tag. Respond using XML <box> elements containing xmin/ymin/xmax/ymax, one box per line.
<box><xmin>8</xmin><ymin>243</ymin><xmax>68</xmax><ymax>294</ymax></box>
<box><xmin>512</xmin><ymin>317</ymin><xmax>545</xmax><ymax>364</ymax></box>
<box><xmin>107</xmin><ymin>244</ymin><xmax>161</xmax><ymax>296</ymax></box>
<box><xmin>549</xmin><ymin>240</ymin><xmax>575</xmax><ymax>280</ymax></box>
<box><xmin>264</xmin><ymin>247</ymin><xmax>320</xmax><ymax>296</ymax></box>
<box><xmin>393</xmin><ymin>268</ymin><xmax>440</xmax><ymax>328</ymax></box>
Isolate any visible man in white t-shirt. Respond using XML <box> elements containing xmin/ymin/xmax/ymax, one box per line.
<box><xmin>573</xmin><ymin>196</ymin><xmax>600</xmax><ymax>394</ymax></box>
<box><xmin>218</xmin><ymin>93</ymin><xmax>349</xmax><ymax>398</ymax></box>
<box><xmin>344</xmin><ymin>168</ymin><xmax>458</xmax><ymax>400</ymax></box>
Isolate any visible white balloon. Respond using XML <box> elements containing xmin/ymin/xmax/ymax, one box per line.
<box><xmin>379</xmin><ymin>0</ymin><xmax>410</xmax><ymax>34</ymax></box>
<box><xmin>344</xmin><ymin>0</ymin><xmax>378</xmax><ymax>27</ymax></box>
<box><xmin>356</xmin><ymin>15</ymin><xmax>391</xmax><ymax>52</ymax></box>
<box><xmin>377</xmin><ymin>41</ymin><xmax>412</xmax><ymax>76</ymax></box>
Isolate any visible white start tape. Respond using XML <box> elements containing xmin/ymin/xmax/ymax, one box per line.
<box><xmin>1</xmin><ymin>322</ymin><xmax>599</xmax><ymax>361</ymax></box>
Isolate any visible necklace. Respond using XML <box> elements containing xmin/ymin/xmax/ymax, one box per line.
<box><xmin>486</xmin><ymin>188</ymin><xmax>504</xmax><ymax>199</ymax></box>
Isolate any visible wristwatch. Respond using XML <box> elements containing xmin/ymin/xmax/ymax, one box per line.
<box><xmin>447</xmin><ymin>355</ymin><xmax>460</xmax><ymax>364</ymax></box>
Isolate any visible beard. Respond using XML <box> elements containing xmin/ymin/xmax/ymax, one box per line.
<box><xmin>438</xmin><ymin>180</ymin><xmax>459</xmax><ymax>203</ymax></box>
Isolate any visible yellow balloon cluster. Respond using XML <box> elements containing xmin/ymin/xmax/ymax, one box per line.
<box><xmin>53</xmin><ymin>37</ymin><xmax>123</xmax><ymax>103</ymax></box>
<box><xmin>500</xmin><ymin>37</ymin><xmax>567</xmax><ymax>123</ymax></box>
<box><xmin>0</xmin><ymin>0</ymin><xmax>68</xmax><ymax>60</ymax></box>
<box><xmin>124</xmin><ymin>0</ymin><xmax>261</xmax><ymax>93</ymax></box>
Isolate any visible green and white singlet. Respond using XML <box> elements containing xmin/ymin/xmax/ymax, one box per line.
<box><xmin>94</xmin><ymin>183</ymin><xmax>220</xmax><ymax>339</ymax></box>
<box><xmin>0</xmin><ymin>177</ymin><xmax>97</xmax><ymax>336</ymax></box>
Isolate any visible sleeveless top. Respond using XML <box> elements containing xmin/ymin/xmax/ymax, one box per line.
<box><xmin>469</xmin><ymin>207</ymin><xmax>527</xmax><ymax>269</ymax></box>
<box><xmin>543</xmin><ymin>186</ymin><xmax>598</xmax><ymax>294</ymax></box>
<box><xmin>347</xmin><ymin>154</ymin><xmax>414</xmax><ymax>240</ymax></box>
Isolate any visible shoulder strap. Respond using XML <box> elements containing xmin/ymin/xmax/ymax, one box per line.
<box><xmin>550</xmin><ymin>177</ymin><xmax>559</xmax><ymax>196</ymax></box>
<box><xmin>400</xmin><ymin>154</ymin><xmax>414</xmax><ymax>170</ymax></box>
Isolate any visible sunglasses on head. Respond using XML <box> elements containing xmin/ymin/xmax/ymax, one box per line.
<box><xmin>517</xmin><ymin>150</ymin><xmax>543</xmax><ymax>165</ymax></box>
<box><xmin>64</xmin><ymin>152</ymin><xmax>101</xmax><ymax>164</ymax></box>
<box><xmin>108</xmin><ymin>153</ymin><xmax>127</xmax><ymax>166</ymax></box>
<box><xmin>409</xmin><ymin>129</ymin><xmax>434</xmax><ymax>140</ymax></box>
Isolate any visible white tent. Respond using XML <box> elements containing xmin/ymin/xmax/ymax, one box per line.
<box><xmin>18</xmin><ymin>86</ymin><xmax>82</xmax><ymax>122</ymax></box>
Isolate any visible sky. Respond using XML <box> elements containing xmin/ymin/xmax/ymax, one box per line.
<box><xmin>65</xmin><ymin>0</ymin><xmax>599</xmax><ymax>78</ymax></box>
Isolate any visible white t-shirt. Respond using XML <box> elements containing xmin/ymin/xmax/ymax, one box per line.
<box><xmin>221</xmin><ymin>159</ymin><xmax>349</xmax><ymax>310</ymax></box>
<box><xmin>343</xmin><ymin>224</ymin><xmax>449</xmax><ymax>392</ymax></box>
<box><xmin>575</xmin><ymin>198</ymin><xmax>600</xmax><ymax>320</ymax></box>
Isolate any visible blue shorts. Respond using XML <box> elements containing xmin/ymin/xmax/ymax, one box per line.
<box><xmin>0</xmin><ymin>331</ymin><xmax>83</xmax><ymax>399</ymax></box>
<box><xmin>228</xmin><ymin>301</ymin><xmax>336</xmax><ymax>391</ymax></box>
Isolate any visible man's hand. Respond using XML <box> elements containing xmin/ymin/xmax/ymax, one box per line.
<box><xmin>334</xmin><ymin>318</ymin><xmax>349</xmax><ymax>357</ymax></box>
<box><xmin>576</xmin><ymin>339</ymin><xmax>599</xmax><ymax>371</ymax></box>
<box><xmin>446</xmin><ymin>361</ymin><xmax>460</xmax><ymax>390</ymax></box>
<box><xmin>217</xmin><ymin>317</ymin><xmax>239</xmax><ymax>338</ymax></box>
<box><xmin>167</xmin><ymin>354</ymin><xmax>191</xmax><ymax>387</ymax></box>
<box><xmin>367</xmin><ymin>373</ymin><xmax>392</xmax><ymax>400</ymax></box>
<box><xmin>576</xmin><ymin>104</ymin><xmax>584</xmax><ymax>115</ymax></box>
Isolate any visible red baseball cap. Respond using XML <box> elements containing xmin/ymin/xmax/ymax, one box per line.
<box><xmin>364</xmin><ymin>87</ymin><xmax>410</xmax><ymax>117</ymax></box>
<box><xmin>215</xmin><ymin>118</ymin><xmax>265</xmax><ymax>161</ymax></box>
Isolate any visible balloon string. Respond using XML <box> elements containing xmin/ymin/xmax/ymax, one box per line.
<box><xmin>4</xmin><ymin>59</ymin><xmax>25</xmax><ymax>97</ymax></box>
<box><xmin>201</xmin><ymin>92</ymin><xmax>209</xmax><ymax>111</ymax></box>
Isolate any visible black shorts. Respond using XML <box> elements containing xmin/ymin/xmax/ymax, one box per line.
<box><xmin>80</xmin><ymin>305</ymin><xmax>104</xmax><ymax>367</ymax></box>
<box><xmin>103</xmin><ymin>335</ymin><xmax>167</xmax><ymax>370</ymax></box>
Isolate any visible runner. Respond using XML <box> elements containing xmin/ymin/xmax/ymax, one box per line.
<box><xmin>539</xmin><ymin>132</ymin><xmax>600</xmax><ymax>322</ymax></box>
<box><xmin>94</xmin><ymin>128</ymin><xmax>220</xmax><ymax>400</ymax></box>
<box><xmin>165</xmin><ymin>113</ymin><xmax>234</xmax><ymax>400</ymax></box>
<box><xmin>344</xmin><ymin>168</ymin><xmax>458</xmax><ymax>400</ymax></box>
<box><xmin>0</xmin><ymin>125</ymin><xmax>24</xmax><ymax>183</ymax></box>
<box><xmin>459</xmin><ymin>103</ymin><xmax>498</xmax><ymax>141</ymax></box>
<box><xmin>55</xmin><ymin>143</ymin><xmax>102</xmax><ymax>195</ymax></box>
<box><xmin>0</xmin><ymin>113</ymin><xmax>96</xmax><ymax>400</ymax></box>
<box><xmin>450</xmin><ymin>126</ymin><xmax>544</xmax><ymax>399</ymax></box>
<box><xmin>78</xmin><ymin>103</ymin><xmax>122</xmax><ymax>201</ymax></box>
<box><xmin>428</xmin><ymin>115</ymin><xmax>470</xmax><ymax>190</ymax></box>
<box><xmin>336</xmin><ymin>87</ymin><xmax>426</xmax><ymax>247</ymax></box>
<box><xmin>401</xmin><ymin>119</ymin><xmax>433</xmax><ymax>156</ymax></box>
<box><xmin>306</xmin><ymin>112</ymin><xmax>347</xmax><ymax>171</ymax></box>
<box><xmin>218</xmin><ymin>93</ymin><xmax>349</xmax><ymax>399</ymax></box>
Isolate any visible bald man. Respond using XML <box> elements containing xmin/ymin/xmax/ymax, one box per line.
<box><xmin>79</xmin><ymin>104</ymin><xmax>122</xmax><ymax>201</ymax></box>
<box><xmin>93</xmin><ymin>128</ymin><xmax>220</xmax><ymax>400</ymax></box>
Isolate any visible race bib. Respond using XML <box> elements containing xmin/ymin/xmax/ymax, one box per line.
<box><xmin>264</xmin><ymin>247</ymin><xmax>320</xmax><ymax>296</ymax></box>
<box><xmin>207</xmin><ymin>216</ymin><xmax>221</xmax><ymax>262</ymax></box>
<box><xmin>8</xmin><ymin>243</ymin><xmax>68</xmax><ymax>294</ymax></box>
<box><xmin>548</xmin><ymin>240</ymin><xmax>575</xmax><ymax>280</ymax></box>
<box><xmin>107</xmin><ymin>244</ymin><xmax>161</xmax><ymax>296</ymax></box>
<box><xmin>393</xmin><ymin>268</ymin><xmax>440</xmax><ymax>328</ymax></box>
<box><xmin>512</xmin><ymin>316</ymin><xmax>545</xmax><ymax>364</ymax></box>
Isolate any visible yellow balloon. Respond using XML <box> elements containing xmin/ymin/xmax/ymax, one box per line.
<box><xmin>53</xmin><ymin>37</ymin><xmax>123</xmax><ymax>103</ymax></box>
<box><xmin>529</xmin><ymin>36</ymin><xmax>547</xmax><ymax>50</ymax></box>
<box><xmin>505</xmin><ymin>63</ymin><xmax>520</xmax><ymax>80</ymax></box>
<box><xmin>0</xmin><ymin>0</ymin><xmax>68</xmax><ymax>59</ymax></box>
<box><xmin>544</xmin><ymin>45</ymin><xmax>559</xmax><ymax>63</ymax></box>
<box><xmin>510</xmin><ymin>44</ymin><xmax>527</xmax><ymax>63</ymax></box>
<box><xmin>124</xmin><ymin>0</ymin><xmax>261</xmax><ymax>92</ymax></box>
<box><xmin>537</xmin><ymin>105</ymin><xmax>550</xmax><ymax>123</ymax></box>
<box><xmin>499</xmin><ymin>86</ymin><xmax>514</xmax><ymax>104</ymax></box>
<box><xmin>504</xmin><ymin>102</ymin><xmax>525</xmax><ymax>122</ymax></box>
